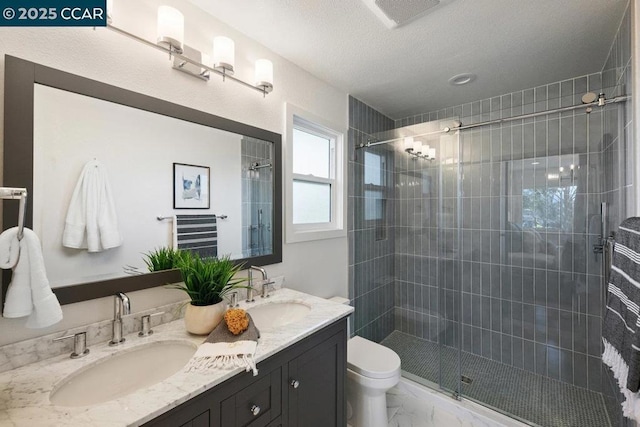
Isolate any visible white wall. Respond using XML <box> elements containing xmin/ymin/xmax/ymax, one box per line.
<box><xmin>0</xmin><ymin>0</ymin><xmax>348</xmax><ymax>345</ymax></box>
<box><xmin>34</xmin><ymin>84</ymin><xmax>244</xmax><ymax>286</ymax></box>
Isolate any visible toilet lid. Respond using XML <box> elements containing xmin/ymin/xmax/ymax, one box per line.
<box><xmin>347</xmin><ymin>336</ymin><xmax>401</xmax><ymax>379</ymax></box>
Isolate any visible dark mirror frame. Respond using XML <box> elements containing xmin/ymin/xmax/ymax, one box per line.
<box><xmin>2</xmin><ymin>55</ymin><xmax>282</xmax><ymax>306</ymax></box>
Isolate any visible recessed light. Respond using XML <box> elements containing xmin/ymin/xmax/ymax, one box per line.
<box><xmin>448</xmin><ymin>73</ymin><xmax>476</xmax><ymax>86</ymax></box>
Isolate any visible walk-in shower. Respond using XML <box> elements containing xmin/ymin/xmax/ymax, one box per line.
<box><xmin>349</xmin><ymin>59</ymin><xmax>633</xmax><ymax>425</ymax></box>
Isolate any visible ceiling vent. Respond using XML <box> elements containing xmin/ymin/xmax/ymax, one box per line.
<box><xmin>361</xmin><ymin>0</ymin><xmax>454</xmax><ymax>29</ymax></box>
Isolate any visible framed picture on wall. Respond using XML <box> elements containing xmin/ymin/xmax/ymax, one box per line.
<box><xmin>173</xmin><ymin>163</ymin><xmax>210</xmax><ymax>209</ymax></box>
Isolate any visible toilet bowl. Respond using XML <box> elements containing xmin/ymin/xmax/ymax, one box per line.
<box><xmin>346</xmin><ymin>336</ymin><xmax>401</xmax><ymax>427</ymax></box>
<box><xmin>328</xmin><ymin>297</ymin><xmax>401</xmax><ymax>427</ymax></box>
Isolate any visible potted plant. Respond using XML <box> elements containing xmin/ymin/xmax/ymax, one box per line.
<box><xmin>142</xmin><ymin>247</ymin><xmax>187</xmax><ymax>272</ymax></box>
<box><xmin>170</xmin><ymin>252</ymin><xmax>247</xmax><ymax>335</ymax></box>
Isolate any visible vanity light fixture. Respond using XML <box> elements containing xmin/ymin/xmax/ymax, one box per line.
<box><xmin>213</xmin><ymin>36</ymin><xmax>235</xmax><ymax>78</ymax></box>
<box><xmin>157</xmin><ymin>5</ymin><xmax>184</xmax><ymax>55</ymax></box>
<box><xmin>172</xmin><ymin>45</ymin><xmax>211</xmax><ymax>81</ymax></box>
<box><xmin>412</xmin><ymin>139</ymin><xmax>423</xmax><ymax>155</ymax></box>
<box><xmin>104</xmin><ymin>5</ymin><xmax>275</xmax><ymax>96</ymax></box>
<box><xmin>255</xmin><ymin>59</ymin><xmax>274</xmax><ymax>96</ymax></box>
<box><xmin>403</xmin><ymin>136</ymin><xmax>414</xmax><ymax>152</ymax></box>
<box><xmin>403</xmin><ymin>139</ymin><xmax>435</xmax><ymax>161</ymax></box>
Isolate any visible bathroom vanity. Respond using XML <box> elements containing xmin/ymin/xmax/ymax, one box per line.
<box><xmin>0</xmin><ymin>289</ymin><xmax>353</xmax><ymax>427</ymax></box>
<box><xmin>146</xmin><ymin>318</ymin><xmax>346</xmax><ymax>427</ymax></box>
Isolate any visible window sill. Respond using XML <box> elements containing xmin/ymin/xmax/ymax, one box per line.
<box><xmin>286</xmin><ymin>227</ymin><xmax>347</xmax><ymax>244</ymax></box>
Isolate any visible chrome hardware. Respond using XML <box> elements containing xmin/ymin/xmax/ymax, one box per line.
<box><xmin>247</xmin><ymin>266</ymin><xmax>268</xmax><ymax>303</ymax></box>
<box><xmin>53</xmin><ymin>332</ymin><xmax>90</xmax><ymax>359</ymax></box>
<box><xmin>246</xmin><ymin>286</ymin><xmax>255</xmax><ymax>303</ymax></box>
<box><xmin>250</xmin><ymin>404</ymin><xmax>261</xmax><ymax>416</ymax></box>
<box><xmin>593</xmin><ymin>203</ymin><xmax>608</xmax><ymax>255</ymax></box>
<box><xmin>229</xmin><ymin>291</ymin><xmax>239</xmax><ymax>307</ymax></box>
<box><xmin>138</xmin><ymin>312</ymin><xmax>164</xmax><ymax>337</ymax></box>
<box><xmin>109</xmin><ymin>292</ymin><xmax>131</xmax><ymax>346</ymax></box>
<box><xmin>290</xmin><ymin>379</ymin><xmax>300</xmax><ymax>389</ymax></box>
<box><xmin>261</xmin><ymin>281</ymin><xmax>275</xmax><ymax>298</ymax></box>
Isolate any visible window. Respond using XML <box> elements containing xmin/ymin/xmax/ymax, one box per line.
<box><xmin>292</xmin><ymin>127</ymin><xmax>335</xmax><ymax>224</ymax></box>
<box><xmin>364</xmin><ymin>151</ymin><xmax>387</xmax><ymax>240</ymax></box>
<box><xmin>285</xmin><ymin>104</ymin><xmax>345</xmax><ymax>243</ymax></box>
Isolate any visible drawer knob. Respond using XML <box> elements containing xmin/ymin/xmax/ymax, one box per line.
<box><xmin>250</xmin><ymin>404</ymin><xmax>261</xmax><ymax>416</ymax></box>
<box><xmin>290</xmin><ymin>379</ymin><xmax>300</xmax><ymax>389</ymax></box>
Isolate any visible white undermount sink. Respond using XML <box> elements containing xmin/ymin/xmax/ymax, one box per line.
<box><xmin>247</xmin><ymin>301</ymin><xmax>311</xmax><ymax>331</ymax></box>
<box><xmin>50</xmin><ymin>340</ymin><xmax>196</xmax><ymax>407</ymax></box>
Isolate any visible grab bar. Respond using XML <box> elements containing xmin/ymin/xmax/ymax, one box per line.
<box><xmin>0</xmin><ymin>187</ymin><xmax>28</xmax><ymax>241</ymax></box>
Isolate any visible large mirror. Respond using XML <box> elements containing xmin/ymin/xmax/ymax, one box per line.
<box><xmin>2</xmin><ymin>55</ymin><xmax>282</xmax><ymax>305</ymax></box>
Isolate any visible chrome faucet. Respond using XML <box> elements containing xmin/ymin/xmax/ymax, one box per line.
<box><xmin>109</xmin><ymin>292</ymin><xmax>131</xmax><ymax>346</ymax></box>
<box><xmin>246</xmin><ymin>266</ymin><xmax>268</xmax><ymax>302</ymax></box>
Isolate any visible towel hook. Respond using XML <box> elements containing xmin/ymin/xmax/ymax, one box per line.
<box><xmin>0</xmin><ymin>187</ymin><xmax>28</xmax><ymax>241</ymax></box>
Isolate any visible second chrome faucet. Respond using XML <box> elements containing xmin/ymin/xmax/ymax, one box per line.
<box><xmin>246</xmin><ymin>266</ymin><xmax>268</xmax><ymax>302</ymax></box>
<box><xmin>109</xmin><ymin>292</ymin><xmax>130</xmax><ymax>346</ymax></box>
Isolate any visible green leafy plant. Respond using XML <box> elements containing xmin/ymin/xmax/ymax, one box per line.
<box><xmin>170</xmin><ymin>252</ymin><xmax>248</xmax><ymax>306</ymax></box>
<box><xmin>143</xmin><ymin>247</ymin><xmax>187</xmax><ymax>272</ymax></box>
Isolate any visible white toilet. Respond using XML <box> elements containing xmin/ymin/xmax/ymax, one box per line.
<box><xmin>329</xmin><ymin>297</ymin><xmax>401</xmax><ymax>427</ymax></box>
<box><xmin>347</xmin><ymin>336</ymin><xmax>401</xmax><ymax>427</ymax></box>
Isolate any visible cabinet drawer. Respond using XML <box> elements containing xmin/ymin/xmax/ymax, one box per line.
<box><xmin>220</xmin><ymin>367</ymin><xmax>282</xmax><ymax>427</ymax></box>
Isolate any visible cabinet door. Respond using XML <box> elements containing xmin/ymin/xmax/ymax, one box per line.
<box><xmin>287</xmin><ymin>332</ymin><xmax>346</xmax><ymax>427</ymax></box>
<box><xmin>220</xmin><ymin>367</ymin><xmax>282</xmax><ymax>427</ymax></box>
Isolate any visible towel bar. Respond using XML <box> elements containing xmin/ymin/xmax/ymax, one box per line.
<box><xmin>157</xmin><ymin>214</ymin><xmax>228</xmax><ymax>221</ymax></box>
<box><xmin>0</xmin><ymin>187</ymin><xmax>28</xmax><ymax>241</ymax></box>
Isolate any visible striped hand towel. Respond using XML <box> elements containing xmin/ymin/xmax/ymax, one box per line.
<box><xmin>173</xmin><ymin>214</ymin><xmax>218</xmax><ymax>258</ymax></box>
<box><xmin>603</xmin><ymin>217</ymin><xmax>640</xmax><ymax>420</ymax></box>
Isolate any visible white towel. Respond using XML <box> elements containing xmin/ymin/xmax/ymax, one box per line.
<box><xmin>185</xmin><ymin>341</ymin><xmax>258</xmax><ymax>376</ymax></box>
<box><xmin>63</xmin><ymin>159</ymin><xmax>122</xmax><ymax>252</ymax></box>
<box><xmin>185</xmin><ymin>314</ymin><xmax>260</xmax><ymax>376</ymax></box>
<box><xmin>1</xmin><ymin>227</ymin><xmax>63</xmax><ymax>328</ymax></box>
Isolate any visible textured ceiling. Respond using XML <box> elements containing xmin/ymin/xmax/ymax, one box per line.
<box><xmin>187</xmin><ymin>0</ymin><xmax>628</xmax><ymax>119</ymax></box>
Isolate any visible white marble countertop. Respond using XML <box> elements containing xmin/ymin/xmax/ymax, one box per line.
<box><xmin>0</xmin><ymin>288</ymin><xmax>353</xmax><ymax>427</ymax></box>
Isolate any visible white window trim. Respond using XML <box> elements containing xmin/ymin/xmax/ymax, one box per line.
<box><xmin>285</xmin><ymin>103</ymin><xmax>346</xmax><ymax>243</ymax></box>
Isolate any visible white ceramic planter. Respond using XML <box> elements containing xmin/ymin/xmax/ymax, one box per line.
<box><xmin>184</xmin><ymin>301</ymin><xmax>227</xmax><ymax>335</ymax></box>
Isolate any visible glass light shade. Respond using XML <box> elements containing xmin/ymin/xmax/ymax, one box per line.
<box><xmin>157</xmin><ymin>6</ymin><xmax>184</xmax><ymax>54</ymax></box>
<box><xmin>213</xmin><ymin>36</ymin><xmax>235</xmax><ymax>74</ymax></box>
<box><xmin>423</xmin><ymin>145</ymin><xmax>431</xmax><ymax>156</ymax></box>
<box><xmin>428</xmin><ymin>148</ymin><xmax>436</xmax><ymax>159</ymax></box>
<box><xmin>412</xmin><ymin>139</ymin><xmax>422</xmax><ymax>154</ymax></box>
<box><xmin>255</xmin><ymin>59</ymin><xmax>274</xmax><ymax>91</ymax></box>
<box><xmin>106</xmin><ymin>0</ymin><xmax>113</xmax><ymax>23</ymax></box>
<box><xmin>403</xmin><ymin>137</ymin><xmax>414</xmax><ymax>151</ymax></box>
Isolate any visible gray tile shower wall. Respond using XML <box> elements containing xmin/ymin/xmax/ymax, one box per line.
<box><xmin>390</xmin><ymin>12</ymin><xmax>633</xmax><ymax>398</ymax></box>
<box><xmin>348</xmin><ymin>96</ymin><xmax>396</xmax><ymax>342</ymax></box>
<box><xmin>241</xmin><ymin>137</ymin><xmax>273</xmax><ymax>258</ymax></box>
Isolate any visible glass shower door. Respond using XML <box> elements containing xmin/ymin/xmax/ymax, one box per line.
<box><xmin>374</xmin><ymin>117</ymin><xmax>463</xmax><ymax>396</ymax></box>
<box><xmin>436</xmin><ymin>123</ymin><xmax>462</xmax><ymax>396</ymax></box>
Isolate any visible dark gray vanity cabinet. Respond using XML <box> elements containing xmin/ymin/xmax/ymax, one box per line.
<box><xmin>287</xmin><ymin>331</ymin><xmax>345</xmax><ymax>427</ymax></box>
<box><xmin>144</xmin><ymin>318</ymin><xmax>346</xmax><ymax>427</ymax></box>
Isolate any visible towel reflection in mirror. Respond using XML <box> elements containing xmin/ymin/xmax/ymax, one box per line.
<box><xmin>62</xmin><ymin>159</ymin><xmax>123</xmax><ymax>252</ymax></box>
